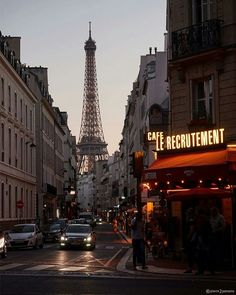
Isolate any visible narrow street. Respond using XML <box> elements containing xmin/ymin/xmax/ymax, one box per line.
<box><xmin>1</xmin><ymin>222</ymin><xmax>235</xmax><ymax>295</ymax></box>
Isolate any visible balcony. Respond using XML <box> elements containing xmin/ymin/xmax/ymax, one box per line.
<box><xmin>172</xmin><ymin>19</ymin><xmax>222</xmax><ymax>60</ymax></box>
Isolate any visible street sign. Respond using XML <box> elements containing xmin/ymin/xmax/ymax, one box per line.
<box><xmin>16</xmin><ymin>200</ymin><xmax>24</xmax><ymax>209</ymax></box>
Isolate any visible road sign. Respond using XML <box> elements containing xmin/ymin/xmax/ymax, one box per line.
<box><xmin>16</xmin><ymin>200</ymin><xmax>24</xmax><ymax>209</ymax></box>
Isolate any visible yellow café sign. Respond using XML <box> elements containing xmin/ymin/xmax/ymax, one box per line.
<box><xmin>147</xmin><ymin>128</ymin><xmax>225</xmax><ymax>151</ymax></box>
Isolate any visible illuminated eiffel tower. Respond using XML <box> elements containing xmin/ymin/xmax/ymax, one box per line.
<box><xmin>77</xmin><ymin>22</ymin><xmax>108</xmax><ymax>174</ymax></box>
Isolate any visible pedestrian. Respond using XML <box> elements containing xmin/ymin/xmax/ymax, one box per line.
<box><xmin>112</xmin><ymin>217</ymin><xmax>118</xmax><ymax>232</ymax></box>
<box><xmin>184</xmin><ymin>208</ymin><xmax>196</xmax><ymax>273</ymax></box>
<box><xmin>209</xmin><ymin>207</ymin><xmax>226</xmax><ymax>270</ymax></box>
<box><xmin>131</xmin><ymin>212</ymin><xmax>148</xmax><ymax>270</ymax></box>
<box><xmin>194</xmin><ymin>207</ymin><xmax>213</xmax><ymax>275</ymax></box>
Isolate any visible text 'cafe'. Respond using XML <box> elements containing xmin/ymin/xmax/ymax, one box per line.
<box><xmin>144</xmin><ymin>128</ymin><xmax>236</xmax><ymax>268</ymax></box>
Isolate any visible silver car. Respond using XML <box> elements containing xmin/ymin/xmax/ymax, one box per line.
<box><xmin>60</xmin><ymin>224</ymin><xmax>96</xmax><ymax>250</ymax></box>
<box><xmin>6</xmin><ymin>224</ymin><xmax>44</xmax><ymax>249</ymax></box>
<box><xmin>0</xmin><ymin>231</ymin><xmax>7</xmax><ymax>258</ymax></box>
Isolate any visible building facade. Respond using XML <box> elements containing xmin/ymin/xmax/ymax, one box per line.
<box><xmin>0</xmin><ymin>34</ymin><xmax>37</xmax><ymax>230</ymax></box>
<box><xmin>141</xmin><ymin>0</ymin><xmax>236</xmax><ymax>267</ymax></box>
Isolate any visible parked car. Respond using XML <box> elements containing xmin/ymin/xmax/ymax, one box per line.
<box><xmin>52</xmin><ymin>218</ymin><xmax>68</xmax><ymax>230</ymax></box>
<box><xmin>60</xmin><ymin>224</ymin><xmax>96</xmax><ymax>250</ymax></box>
<box><xmin>0</xmin><ymin>231</ymin><xmax>7</xmax><ymax>258</ymax></box>
<box><xmin>6</xmin><ymin>224</ymin><xmax>44</xmax><ymax>249</ymax></box>
<box><xmin>43</xmin><ymin>223</ymin><xmax>62</xmax><ymax>242</ymax></box>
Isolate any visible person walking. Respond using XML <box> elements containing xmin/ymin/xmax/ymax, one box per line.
<box><xmin>112</xmin><ymin>217</ymin><xmax>118</xmax><ymax>233</ymax></box>
<box><xmin>184</xmin><ymin>208</ymin><xmax>196</xmax><ymax>273</ymax></box>
<box><xmin>194</xmin><ymin>207</ymin><xmax>213</xmax><ymax>275</ymax></box>
<box><xmin>131</xmin><ymin>212</ymin><xmax>147</xmax><ymax>270</ymax></box>
<box><xmin>209</xmin><ymin>207</ymin><xmax>226</xmax><ymax>270</ymax></box>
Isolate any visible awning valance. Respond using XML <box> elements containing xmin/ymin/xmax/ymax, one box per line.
<box><xmin>166</xmin><ymin>187</ymin><xmax>232</xmax><ymax>201</ymax></box>
<box><xmin>143</xmin><ymin>147</ymin><xmax>236</xmax><ymax>183</ymax></box>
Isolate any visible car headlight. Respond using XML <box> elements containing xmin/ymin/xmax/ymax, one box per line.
<box><xmin>84</xmin><ymin>236</ymin><xmax>92</xmax><ymax>242</ymax></box>
<box><xmin>60</xmin><ymin>236</ymin><xmax>67</xmax><ymax>241</ymax></box>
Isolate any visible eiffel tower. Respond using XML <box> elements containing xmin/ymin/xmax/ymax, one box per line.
<box><xmin>77</xmin><ymin>22</ymin><xmax>108</xmax><ymax>174</ymax></box>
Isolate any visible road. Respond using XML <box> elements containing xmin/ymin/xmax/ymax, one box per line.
<box><xmin>0</xmin><ymin>222</ymin><xmax>235</xmax><ymax>295</ymax></box>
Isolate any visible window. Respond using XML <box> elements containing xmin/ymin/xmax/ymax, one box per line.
<box><xmin>30</xmin><ymin>109</ymin><xmax>33</xmax><ymax>131</ymax></box>
<box><xmin>8</xmin><ymin>85</ymin><xmax>11</xmax><ymax>112</ymax></box>
<box><xmin>1</xmin><ymin>77</ymin><xmax>5</xmax><ymax>106</ymax></box>
<box><xmin>1</xmin><ymin>123</ymin><xmax>4</xmax><ymax>162</ymax></box>
<box><xmin>14</xmin><ymin>92</ymin><xmax>17</xmax><ymax>118</ymax></box>
<box><xmin>20</xmin><ymin>99</ymin><xmax>23</xmax><ymax>123</ymax></box>
<box><xmin>20</xmin><ymin>137</ymin><xmax>23</xmax><ymax>169</ymax></box>
<box><xmin>15</xmin><ymin>186</ymin><xmax>18</xmax><ymax>218</ymax></box>
<box><xmin>192</xmin><ymin>0</ymin><xmax>214</xmax><ymax>24</ymax></box>
<box><xmin>191</xmin><ymin>76</ymin><xmax>214</xmax><ymax>122</ymax></box>
<box><xmin>9</xmin><ymin>184</ymin><xmax>11</xmax><ymax>218</ymax></box>
<box><xmin>1</xmin><ymin>183</ymin><xmax>4</xmax><ymax>218</ymax></box>
<box><xmin>15</xmin><ymin>133</ymin><xmax>18</xmax><ymax>167</ymax></box>
<box><xmin>26</xmin><ymin>189</ymin><xmax>28</xmax><ymax>218</ymax></box>
<box><xmin>25</xmin><ymin>104</ymin><xmax>28</xmax><ymax>128</ymax></box>
<box><xmin>9</xmin><ymin>128</ymin><xmax>11</xmax><ymax>165</ymax></box>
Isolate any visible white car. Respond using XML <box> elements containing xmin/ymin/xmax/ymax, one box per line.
<box><xmin>6</xmin><ymin>224</ymin><xmax>44</xmax><ymax>249</ymax></box>
<box><xmin>0</xmin><ymin>231</ymin><xmax>7</xmax><ymax>258</ymax></box>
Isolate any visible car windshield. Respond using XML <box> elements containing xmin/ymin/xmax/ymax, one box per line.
<box><xmin>79</xmin><ymin>214</ymin><xmax>92</xmax><ymax>220</ymax></box>
<box><xmin>50</xmin><ymin>224</ymin><xmax>61</xmax><ymax>230</ymax></box>
<box><xmin>11</xmin><ymin>225</ymin><xmax>34</xmax><ymax>233</ymax></box>
<box><xmin>66</xmin><ymin>225</ymin><xmax>90</xmax><ymax>234</ymax></box>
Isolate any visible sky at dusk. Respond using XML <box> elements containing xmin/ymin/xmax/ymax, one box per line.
<box><xmin>1</xmin><ymin>0</ymin><xmax>167</xmax><ymax>155</ymax></box>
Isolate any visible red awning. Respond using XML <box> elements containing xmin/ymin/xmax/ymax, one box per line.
<box><xmin>143</xmin><ymin>147</ymin><xmax>236</xmax><ymax>183</ymax></box>
<box><xmin>167</xmin><ymin>187</ymin><xmax>232</xmax><ymax>201</ymax></box>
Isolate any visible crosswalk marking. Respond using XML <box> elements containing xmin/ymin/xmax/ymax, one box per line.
<box><xmin>24</xmin><ymin>265</ymin><xmax>55</xmax><ymax>271</ymax></box>
<box><xmin>59</xmin><ymin>266</ymin><xmax>86</xmax><ymax>271</ymax></box>
<box><xmin>95</xmin><ymin>269</ymin><xmax>113</xmax><ymax>273</ymax></box>
<box><xmin>0</xmin><ymin>263</ymin><xmax>24</xmax><ymax>270</ymax></box>
<box><xmin>105</xmin><ymin>246</ymin><xmax>114</xmax><ymax>249</ymax></box>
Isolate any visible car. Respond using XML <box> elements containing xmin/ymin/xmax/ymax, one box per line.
<box><xmin>52</xmin><ymin>218</ymin><xmax>68</xmax><ymax>230</ymax></box>
<box><xmin>79</xmin><ymin>212</ymin><xmax>96</xmax><ymax>228</ymax></box>
<box><xmin>42</xmin><ymin>223</ymin><xmax>62</xmax><ymax>242</ymax></box>
<box><xmin>0</xmin><ymin>231</ymin><xmax>7</xmax><ymax>258</ymax></box>
<box><xmin>6</xmin><ymin>224</ymin><xmax>44</xmax><ymax>249</ymax></box>
<box><xmin>70</xmin><ymin>218</ymin><xmax>87</xmax><ymax>224</ymax></box>
<box><xmin>60</xmin><ymin>224</ymin><xmax>96</xmax><ymax>250</ymax></box>
<box><xmin>94</xmin><ymin>215</ymin><xmax>102</xmax><ymax>224</ymax></box>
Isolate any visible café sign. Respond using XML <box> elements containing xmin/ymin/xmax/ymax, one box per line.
<box><xmin>147</xmin><ymin>128</ymin><xmax>224</xmax><ymax>151</ymax></box>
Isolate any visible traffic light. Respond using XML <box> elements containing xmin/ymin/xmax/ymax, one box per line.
<box><xmin>129</xmin><ymin>151</ymin><xmax>144</xmax><ymax>178</ymax></box>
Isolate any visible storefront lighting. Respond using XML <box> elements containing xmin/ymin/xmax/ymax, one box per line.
<box><xmin>181</xmin><ymin>180</ymin><xmax>184</xmax><ymax>184</ymax></box>
<box><xmin>199</xmin><ymin>180</ymin><xmax>203</xmax><ymax>184</ymax></box>
<box><xmin>218</xmin><ymin>178</ymin><xmax>222</xmax><ymax>181</ymax></box>
<box><xmin>143</xmin><ymin>183</ymin><xmax>151</xmax><ymax>190</ymax></box>
<box><xmin>167</xmin><ymin>181</ymin><xmax>170</xmax><ymax>185</ymax></box>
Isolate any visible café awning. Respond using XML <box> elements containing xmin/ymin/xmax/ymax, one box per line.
<box><xmin>166</xmin><ymin>187</ymin><xmax>232</xmax><ymax>201</ymax></box>
<box><xmin>143</xmin><ymin>147</ymin><xmax>236</xmax><ymax>183</ymax></box>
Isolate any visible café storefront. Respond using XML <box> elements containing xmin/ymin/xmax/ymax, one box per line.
<box><xmin>143</xmin><ymin>128</ymin><xmax>236</xmax><ymax>268</ymax></box>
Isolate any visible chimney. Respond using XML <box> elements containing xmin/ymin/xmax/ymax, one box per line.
<box><xmin>149</xmin><ymin>47</ymin><xmax>152</xmax><ymax>55</ymax></box>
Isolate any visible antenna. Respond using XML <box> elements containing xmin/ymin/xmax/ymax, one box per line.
<box><xmin>89</xmin><ymin>21</ymin><xmax>91</xmax><ymax>38</ymax></box>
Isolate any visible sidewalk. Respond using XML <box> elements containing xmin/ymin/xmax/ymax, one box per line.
<box><xmin>118</xmin><ymin>229</ymin><xmax>236</xmax><ymax>280</ymax></box>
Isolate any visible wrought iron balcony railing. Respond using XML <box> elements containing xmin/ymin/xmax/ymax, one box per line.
<box><xmin>172</xmin><ymin>19</ymin><xmax>222</xmax><ymax>60</ymax></box>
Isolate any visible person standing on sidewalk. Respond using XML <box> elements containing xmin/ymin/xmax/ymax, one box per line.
<box><xmin>131</xmin><ymin>212</ymin><xmax>147</xmax><ymax>270</ymax></box>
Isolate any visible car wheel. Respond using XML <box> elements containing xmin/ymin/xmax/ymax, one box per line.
<box><xmin>90</xmin><ymin>244</ymin><xmax>95</xmax><ymax>251</ymax></box>
<box><xmin>1</xmin><ymin>247</ymin><xmax>7</xmax><ymax>258</ymax></box>
<box><xmin>33</xmin><ymin>240</ymin><xmax>38</xmax><ymax>249</ymax></box>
